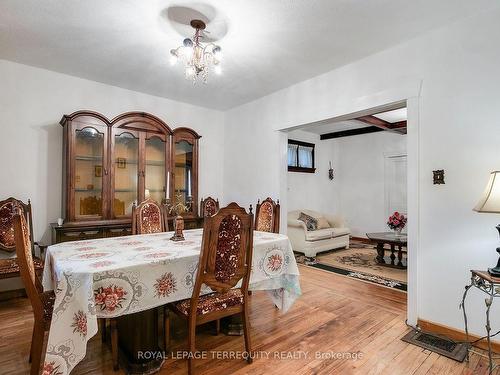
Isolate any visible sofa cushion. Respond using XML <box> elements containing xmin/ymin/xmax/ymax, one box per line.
<box><xmin>305</xmin><ymin>228</ymin><xmax>333</xmax><ymax>241</ymax></box>
<box><xmin>305</xmin><ymin>227</ymin><xmax>350</xmax><ymax>241</ymax></box>
<box><xmin>316</xmin><ymin>217</ymin><xmax>331</xmax><ymax>229</ymax></box>
<box><xmin>298</xmin><ymin>212</ymin><xmax>318</xmax><ymax>231</ymax></box>
<box><xmin>332</xmin><ymin>227</ymin><xmax>350</xmax><ymax>237</ymax></box>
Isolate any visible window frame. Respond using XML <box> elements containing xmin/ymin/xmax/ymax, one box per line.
<box><xmin>287</xmin><ymin>139</ymin><xmax>316</xmax><ymax>173</ymax></box>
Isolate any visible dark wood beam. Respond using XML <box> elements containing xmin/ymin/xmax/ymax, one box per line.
<box><xmin>356</xmin><ymin>115</ymin><xmax>393</xmax><ymax>129</ymax></box>
<box><xmin>320</xmin><ymin>126</ymin><xmax>384</xmax><ymax>140</ymax></box>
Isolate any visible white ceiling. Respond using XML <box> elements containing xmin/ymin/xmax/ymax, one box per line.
<box><xmin>0</xmin><ymin>0</ymin><xmax>496</xmax><ymax>110</ymax></box>
<box><xmin>300</xmin><ymin>108</ymin><xmax>407</xmax><ymax>135</ymax></box>
<box><xmin>374</xmin><ymin>108</ymin><xmax>407</xmax><ymax>123</ymax></box>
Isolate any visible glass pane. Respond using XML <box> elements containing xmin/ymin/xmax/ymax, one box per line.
<box><xmin>298</xmin><ymin>146</ymin><xmax>313</xmax><ymax>168</ymax></box>
<box><xmin>287</xmin><ymin>143</ymin><xmax>298</xmax><ymax>167</ymax></box>
<box><xmin>114</xmin><ymin>132</ymin><xmax>139</xmax><ymax>216</ymax></box>
<box><xmin>75</xmin><ymin>127</ymin><xmax>104</xmax><ymax>217</ymax></box>
<box><xmin>145</xmin><ymin>136</ymin><xmax>166</xmax><ymax>204</ymax></box>
<box><xmin>174</xmin><ymin>140</ymin><xmax>193</xmax><ymax>213</ymax></box>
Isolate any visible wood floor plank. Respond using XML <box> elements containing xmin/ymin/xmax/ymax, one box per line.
<box><xmin>0</xmin><ymin>264</ymin><xmax>497</xmax><ymax>374</ymax></box>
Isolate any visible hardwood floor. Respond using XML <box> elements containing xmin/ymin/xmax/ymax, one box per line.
<box><xmin>0</xmin><ymin>265</ymin><xmax>496</xmax><ymax>374</ymax></box>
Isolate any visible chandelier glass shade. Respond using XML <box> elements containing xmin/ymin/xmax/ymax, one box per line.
<box><xmin>170</xmin><ymin>20</ymin><xmax>222</xmax><ymax>83</ymax></box>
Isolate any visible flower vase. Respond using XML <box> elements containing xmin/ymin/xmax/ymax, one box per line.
<box><xmin>170</xmin><ymin>215</ymin><xmax>185</xmax><ymax>241</ymax></box>
<box><xmin>394</xmin><ymin>228</ymin><xmax>403</xmax><ymax>238</ymax></box>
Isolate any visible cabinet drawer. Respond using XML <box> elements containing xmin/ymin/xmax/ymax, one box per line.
<box><xmin>105</xmin><ymin>228</ymin><xmax>132</xmax><ymax>238</ymax></box>
<box><xmin>57</xmin><ymin>229</ymin><xmax>103</xmax><ymax>243</ymax></box>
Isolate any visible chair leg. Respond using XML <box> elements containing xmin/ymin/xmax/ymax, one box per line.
<box><xmin>187</xmin><ymin>319</ymin><xmax>196</xmax><ymax>375</ymax></box>
<box><xmin>242</xmin><ymin>307</ymin><xmax>252</xmax><ymax>364</ymax></box>
<box><xmin>100</xmin><ymin>318</ymin><xmax>107</xmax><ymax>344</ymax></box>
<box><xmin>215</xmin><ymin>319</ymin><xmax>220</xmax><ymax>335</ymax></box>
<box><xmin>30</xmin><ymin>320</ymin><xmax>45</xmax><ymax>375</ymax></box>
<box><xmin>110</xmin><ymin>318</ymin><xmax>119</xmax><ymax>371</ymax></box>
<box><xmin>29</xmin><ymin>324</ymin><xmax>36</xmax><ymax>363</ymax></box>
<box><xmin>164</xmin><ymin>307</ymin><xmax>171</xmax><ymax>351</ymax></box>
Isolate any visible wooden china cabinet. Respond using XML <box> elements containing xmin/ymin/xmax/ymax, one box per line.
<box><xmin>51</xmin><ymin>110</ymin><xmax>203</xmax><ymax>243</ymax></box>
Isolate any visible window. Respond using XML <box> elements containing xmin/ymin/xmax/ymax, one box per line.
<box><xmin>288</xmin><ymin>139</ymin><xmax>316</xmax><ymax>173</ymax></box>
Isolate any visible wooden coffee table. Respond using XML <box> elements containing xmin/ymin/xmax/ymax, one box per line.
<box><xmin>366</xmin><ymin>232</ymin><xmax>407</xmax><ymax>269</ymax></box>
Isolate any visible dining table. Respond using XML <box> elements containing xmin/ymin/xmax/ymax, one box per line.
<box><xmin>41</xmin><ymin>228</ymin><xmax>301</xmax><ymax>375</ymax></box>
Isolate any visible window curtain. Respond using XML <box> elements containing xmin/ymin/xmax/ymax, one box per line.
<box><xmin>298</xmin><ymin>146</ymin><xmax>313</xmax><ymax>168</ymax></box>
<box><xmin>288</xmin><ymin>144</ymin><xmax>298</xmax><ymax>167</ymax></box>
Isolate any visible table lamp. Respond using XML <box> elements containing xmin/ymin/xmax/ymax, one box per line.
<box><xmin>474</xmin><ymin>171</ymin><xmax>500</xmax><ymax>276</ymax></box>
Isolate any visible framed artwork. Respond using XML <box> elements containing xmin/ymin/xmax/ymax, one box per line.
<box><xmin>94</xmin><ymin>165</ymin><xmax>102</xmax><ymax>177</ymax></box>
<box><xmin>117</xmin><ymin>158</ymin><xmax>127</xmax><ymax>169</ymax></box>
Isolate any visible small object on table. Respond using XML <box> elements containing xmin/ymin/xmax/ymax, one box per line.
<box><xmin>170</xmin><ymin>215</ymin><xmax>185</xmax><ymax>241</ymax></box>
<box><xmin>366</xmin><ymin>232</ymin><xmax>407</xmax><ymax>269</ymax></box>
<box><xmin>473</xmin><ymin>171</ymin><xmax>500</xmax><ymax>277</ymax></box>
<box><xmin>460</xmin><ymin>270</ymin><xmax>500</xmax><ymax>373</ymax></box>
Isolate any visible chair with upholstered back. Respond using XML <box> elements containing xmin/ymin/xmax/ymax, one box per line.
<box><xmin>0</xmin><ymin>197</ymin><xmax>44</xmax><ymax>281</ymax></box>
<box><xmin>165</xmin><ymin>202</ymin><xmax>254</xmax><ymax>375</ymax></box>
<box><xmin>131</xmin><ymin>198</ymin><xmax>168</xmax><ymax>235</ymax></box>
<box><xmin>13</xmin><ymin>210</ymin><xmax>55</xmax><ymax>375</ymax></box>
<box><xmin>254</xmin><ymin>197</ymin><xmax>280</xmax><ymax>233</ymax></box>
<box><xmin>200</xmin><ymin>196</ymin><xmax>219</xmax><ymax>218</ymax></box>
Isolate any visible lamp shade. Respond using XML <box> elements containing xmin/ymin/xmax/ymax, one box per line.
<box><xmin>474</xmin><ymin>171</ymin><xmax>500</xmax><ymax>213</ymax></box>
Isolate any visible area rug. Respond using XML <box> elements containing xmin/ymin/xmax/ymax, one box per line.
<box><xmin>296</xmin><ymin>241</ymin><xmax>407</xmax><ymax>291</ymax></box>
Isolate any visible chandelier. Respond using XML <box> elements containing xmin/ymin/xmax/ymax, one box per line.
<box><xmin>170</xmin><ymin>20</ymin><xmax>222</xmax><ymax>83</ymax></box>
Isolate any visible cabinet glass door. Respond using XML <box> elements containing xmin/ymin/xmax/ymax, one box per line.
<box><xmin>113</xmin><ymin>131</ymin><xmax>139</xmax><ymax>217</ymax></box>
<box><xmin>145</xmin><ymin>136</ymin><xmax>166</xmax><ymax>204</ymax></box>
<box><xmin>74</xmin><ymin>127</ymin><xmax>105</xmax><ymax>219</ymax></box>
<box><xmin>174</xmin><ymin>140</ymin><xmax>194</xmax><ymax>213</ymax></box>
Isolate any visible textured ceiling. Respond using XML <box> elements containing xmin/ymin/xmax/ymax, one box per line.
<box><xmin>0</xmin><ymin>0</ymin><xmax>496</xmax><ymax>110</ymax></box>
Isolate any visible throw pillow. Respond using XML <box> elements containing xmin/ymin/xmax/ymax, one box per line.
<box><xmin>316</xmin><ymin>217</ymin><xmax>331</xmax><ymax>229</ymax></box>
<box><xmin>298</xmin><ymin>212</ymin><xmax>318</xmax><ymax>231</ymax></box>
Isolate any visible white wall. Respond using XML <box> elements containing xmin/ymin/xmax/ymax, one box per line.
<box><xmin>287</xmin><ymin>130</ymin><xmax>406</xmax><ymax>236</ymax></box>
<box><xmin>224</xmin><ymin>8</ymin><xmax>500</xmax><ymax>336</ymax></box>
<box><xmin>332</xmin><ymin>132</ymin><xmax>407</xmax><ymax>237</ymax></box>
<box><xmin>286</xmin><ymin>130</ymin><xmax>338</xmax><ymax>214</ymax></box>
<box><xmin>0</xmin><ymin>59</ymin><xmax>225</xmax><ymax>289</ymax></box>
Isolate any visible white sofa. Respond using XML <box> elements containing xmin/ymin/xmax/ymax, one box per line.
<box><xmin>287</xmin><ymin>210</ymin><xmax>350</xmax><ymax>258</ymax></box>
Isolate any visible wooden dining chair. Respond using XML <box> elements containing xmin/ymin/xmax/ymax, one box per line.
<box><xmin>254</xmin><ymin>197</ymin><xmax>280</xmax><ymax>233</ymax></box>
<box><xmin>131</xmin><ymin>198</ymin><xmax>169</xmax><ymax>235</ymax></box>
<box><xmin>13</xmin><ymin>209</ymin><xmax>55</xmax><ymax>375</ymax></box>
<box><xmin>0</xmin><ymin>197</ymin><xmax>45</xmax><ymax>282</ymax></box>
<box><xmin>200</xmin><ymin>196</ymin><xmax>219</xmax><ymax>218</ymax></box>
<box><xmin>165</xmin><ymin>202</ymin><xmax>254</xmax><ymax>375</ymax></box>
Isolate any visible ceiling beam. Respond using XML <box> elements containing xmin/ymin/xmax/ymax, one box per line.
<box><xmin>320</xmin><ymin>126</ymin><xmax>384</xmax><ymax>140</ymax></box>
<box><xmin>356</xmin><ymin>115</ymin><xmax>407</xmax><ymax>135</ymax></box>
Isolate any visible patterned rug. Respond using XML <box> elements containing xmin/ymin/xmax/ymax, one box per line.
<box><xmin>296</xmin><ymin>241</ymin><xmax>407</xmax><ymax>291</ymax></box>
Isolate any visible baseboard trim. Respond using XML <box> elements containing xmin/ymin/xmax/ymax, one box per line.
<box><xmin>0</xmin><ymin>288</ymin><xmax>26</xmax><ymax>301</ymax></box>
<box><xmin>418</xmin><ymin>318</ymin><xmax>500</xmax><ymax>353</ymax></box>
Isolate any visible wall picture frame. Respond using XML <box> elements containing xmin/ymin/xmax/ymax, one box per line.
<box><xmin>94</xmin><ymin>165</ymin><xmax>102</xmax><ymax>177</ymax></box>
<box><xmin>117</xmin><ymin>158</ymin><xmax>127</xmax><ymax>169</ymax></box>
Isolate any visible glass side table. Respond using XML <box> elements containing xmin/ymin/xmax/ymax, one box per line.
<box><xmin>460</xmin><ymin>270</ymin><xmax>500</xmax><ymax>374</ymax></box>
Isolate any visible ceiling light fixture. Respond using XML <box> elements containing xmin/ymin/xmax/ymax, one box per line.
<box><xmin>170</xmin><ymin>19</ymin><xmax>222</xmax><ymax>83</ymax></box>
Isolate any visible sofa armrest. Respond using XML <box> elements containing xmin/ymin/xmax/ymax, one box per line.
<box><xmin>287</xmin><ymin>218</ymin><xmax>307</xmax><ymax>231</ymax></box>
<box><xmin>323</xmin><ymin>214</ymin><xmax>346</xmax><ymax>228</ymax></box>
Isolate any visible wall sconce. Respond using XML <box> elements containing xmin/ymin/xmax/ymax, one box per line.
<box><xmin>328</xmin><ymin>161</ymin><xmax>334</xmax><ymax>180</ymax></box>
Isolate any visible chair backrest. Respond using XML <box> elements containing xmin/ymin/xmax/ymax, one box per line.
<box><xmin>192</xmin><ymin>203</ymin><xmax>253</xmax><ymax>303</ymax></box>
<box><xmin>80</xmin><ymin>196</ymin><xmax>102</xmax><ymax>215</ymax></box>
<box><xmin>131</xmin><ymin>198</ymin><xmax>168</xmax><ymax>235</ymax></box>
<box><xmin>13</xmin><ymin>211</ymin><xmax>43</xmax><ymax>315</ymax></box>
<box><xmin>200</xmin><ymin>196</ymin><xmax>220</xmax><ymax>218</ymax></box>
<box><xmin>0</xmin><ymin>197</ymin><xmax>34</xmax><ymax>253</ymax></box>
<box><xmin>254</xmin><ymin>197</ymin><xmax>280</xmax><ymax>233</ymax></box>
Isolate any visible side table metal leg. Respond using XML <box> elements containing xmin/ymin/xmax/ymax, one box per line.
<box><xmin>485</xmin><ymin>296</ymin><xmax>494</xmax><ymax>374</ymax></box>
<box><xmin>459</xmin><ymin>282</ymin><xmax>473</xmax><ymax>362</ymax></box>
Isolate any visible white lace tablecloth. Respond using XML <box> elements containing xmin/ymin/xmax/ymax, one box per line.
<box><xmin>41</xmin><ymin>229</ymin><xmax>301</xmax><ymax>374</ymax></box>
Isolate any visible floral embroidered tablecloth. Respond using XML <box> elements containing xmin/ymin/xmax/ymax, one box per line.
<box><xmin>41</xmin><ymin>229</ymin><xmax>301</xmax><ymax>374</ymax></box>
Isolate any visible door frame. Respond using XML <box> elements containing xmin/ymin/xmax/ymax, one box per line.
<box><xmin>278</xmin><ymin>95</ymin><xmax>420</xmax><ymax>326</ymax></box>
